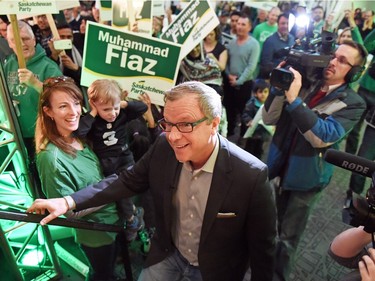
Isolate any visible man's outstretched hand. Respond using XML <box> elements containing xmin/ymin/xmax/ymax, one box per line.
<box><xmin>26</xmin><ymin>198</ymin><xmax>69</xmax><ymax>225</ymax></box>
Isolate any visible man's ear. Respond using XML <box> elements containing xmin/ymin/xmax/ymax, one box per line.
<box><xmin>211</xmin><ymin>116</ymin><xmax>221</xmax><ymax>134</ymax></box>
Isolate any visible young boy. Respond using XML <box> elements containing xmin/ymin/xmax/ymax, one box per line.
<box><xmin>241</xmin><ymin>79</ymin><xmax>273</xmax><ymax>160</ymax></box>
<box><xmin>75</xmin><ymin>79</ymin><xmax>148</xmax><ymax>241</ymax></box>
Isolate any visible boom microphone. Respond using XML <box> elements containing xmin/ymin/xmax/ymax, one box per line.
<box><xmin>324</xmin><ymin>149</ymin><xmax>375</xmax><ymax>178</ymax></box>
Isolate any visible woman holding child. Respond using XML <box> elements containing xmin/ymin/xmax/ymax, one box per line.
<box><xmin>35</xmin><ymin>76</ymin><xmax>119</xmax><ymax>281</ymax></box>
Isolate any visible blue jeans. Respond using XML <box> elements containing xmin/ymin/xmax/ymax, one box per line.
<box><xmin>137</xmin><ymin>249</ymin><xmax>203</xmax><ymax>281</ymax></box>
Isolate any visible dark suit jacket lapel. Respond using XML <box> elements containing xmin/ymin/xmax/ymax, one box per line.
<box><xmin>200</xmin><ymin>135</ymin><xmax>232</xmax><ymax>246</ymax></box>
<box><xmin>163</xmin><ymin>150</ymin><xmax>182</xmax><ymax>240</ymax></box>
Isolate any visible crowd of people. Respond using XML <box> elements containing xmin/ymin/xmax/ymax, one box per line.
<box><xmin>1</xmin><ymin>0</ymin><xmax>375</xmax><ymax>280</ymax></box>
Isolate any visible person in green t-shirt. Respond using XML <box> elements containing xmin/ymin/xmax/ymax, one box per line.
<box><xmin>34</xmin><ymin>76</ymin><xmax>120</xmax><ymax>281</ymax></box>
<box><xmin>252</xmin><ymin>6</ymin><xmax>280</xmax><ymax>50</ymax></box>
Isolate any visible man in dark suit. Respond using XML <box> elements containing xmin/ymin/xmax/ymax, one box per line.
<box><xmin>27</xmin><ymin>81</ymin><xmax>276</xmax><ymax>281</ymax></box>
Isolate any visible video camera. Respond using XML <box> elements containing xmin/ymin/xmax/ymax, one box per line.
<box><xmin>324</xmin><ymin>149</ymin><xmax>375</xmax><ymax>237</ymax></box>
<box><xmin>270</xmin><ymin>30</ymin><xmax>337</xmax><ymax>91</ymax></box>
<box><xmin>350</xmin><ymin>185</ymin><xmax>375</xmax><ymax>229</ymax></box>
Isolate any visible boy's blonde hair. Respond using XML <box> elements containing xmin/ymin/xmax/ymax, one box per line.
<box><xmin>88</xmin><ymin>79</ymin><xmax>126</xmax><ymax>104</ymax></box>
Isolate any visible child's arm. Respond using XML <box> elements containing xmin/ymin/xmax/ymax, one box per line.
<box><xmin>75</xmin><ymin>114</ymin><xmax>96</xmax><ymax>137</ymax></box>
<box><xmin>139</xmin><ymin>93</ymin><xmax>156</xmax><ymax>128</ymax></box>
<box><xmin>123</xmin><ymin>93</ymin><xmax>148</xmax><ymax>121</ymax></box>
<box><xmin>75</xmin><ymin>99</ymin><xmax>97</xmax><ymax>137</ymax></box>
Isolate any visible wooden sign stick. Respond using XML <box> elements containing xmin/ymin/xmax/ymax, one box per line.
<box><xmin>9</xmin><ymin>14</ymin><xmax>26</xmax><ymax>68</ymax></box>
<box><xmin>127</xmin><ymin>0</ymin><xmax>135</xmax><ymax>31</ymax></box>
<box><xmin>45</xmin><ymin>14</ymin><xmax>66</xmax><ymax>56</ymax></box>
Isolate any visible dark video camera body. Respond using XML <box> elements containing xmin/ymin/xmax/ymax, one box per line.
<box><xmin>348</xmin><ymin>186</ymin><xmax>375</xmax><ymax>233</ymax></box>
<box><xmin>345</xmin><ymin>171</ymin><xmax>375</xmax><ymax>233</ymax></box>
<box><xmin>270</xmin><ymin>30</ymin><xmax>337</xmax><ymax>91</ymax></box>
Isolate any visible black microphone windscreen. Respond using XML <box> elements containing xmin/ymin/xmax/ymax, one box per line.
<box><xmin>324</xmin><ymin>149</ymin><xmax>375</xmax><ymax>178</ymax></box>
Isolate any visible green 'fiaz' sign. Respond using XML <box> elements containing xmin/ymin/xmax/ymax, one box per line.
<box><xmin>160</xmin><ymin>0</ymin><xmax>219</xmax><ymax>59</ymax></box>
<box><xmin>81</xmin><ymin>21</ymin><xmax>181</xmax><ymax>106</ymax></box>
<box><xmin>161</xmin><ymin>0</ymin><xmax>210</xmax><ymax>44</ymax></box>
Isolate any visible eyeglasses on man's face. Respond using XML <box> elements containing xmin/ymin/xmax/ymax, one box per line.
<box><xmin>157</xmin><ymin>117</ymin><xmax>208</xmax><ymax>133</ymax></box>
<box><xmin>331</xmin><ymin>54</ymin><xmax>354</xmax><ymax>67</ymax></box>
<box><xmin>43</xmin><ymin>76</ymin><xmax>75</xmax><ymax>91</ymax></box>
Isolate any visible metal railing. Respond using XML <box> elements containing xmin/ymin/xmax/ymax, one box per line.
<box><xmin>0</xmin><ymin>210</ymin><xmax>133</xmax><ymax>281</ymax></box>
<box><xmin>0</xmin><ymin>49</ymin><xmax>132</xmax><ymax>281</ymax></box>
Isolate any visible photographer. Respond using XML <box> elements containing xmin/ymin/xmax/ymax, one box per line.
<box><xmin>329</xmin><ymin>226</ymin><xmax>375</xmax><ymax>281</ymax></box>
<box><xmin>262</xmin><ymin>41</ymin><xmax>368</xmax><ymax>280</ymax></box>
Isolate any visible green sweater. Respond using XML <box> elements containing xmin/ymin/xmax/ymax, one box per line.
<box><xmin>4</xmin><ymin>44</ymin><xmax>62</xmax><ymax>138</ymax></box>
<box><xmin>37</xmin><ymin>142</ymin><xmax>119</xmax><ymax>247</ymax></box>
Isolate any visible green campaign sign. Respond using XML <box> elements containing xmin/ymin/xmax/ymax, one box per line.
<box><xmin>100</xmin><ymin>0</ymin><xmax>112</xmax><ymax>9</ymax></box>
<box><xmin>112</xmin><ymin>0</ymin><xmax>152</xmax><ymax>36</ymax></box>
<box><xmin>160</xmin><ymin>0</ymin><xmax>219</xmax><ymax>58</ymax></box>
<box><xmin>81</xmin><ymin>21</ymin><xmax>181</xmax><ymax>106</ymax></box>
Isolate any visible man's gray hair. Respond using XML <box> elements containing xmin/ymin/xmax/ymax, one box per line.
<box><xmin>8</xmin><ymin>20</ymin><xmax>35</xmax><ymax>39</ymax></box>
<box><xmin>164</xmin><ymin>81</ymin><xmax>222</xmax><ymax>122</ymax></box>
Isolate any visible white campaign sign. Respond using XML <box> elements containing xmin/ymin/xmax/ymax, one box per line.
<box><xmin>2</xmin><ymin>0</ymin><xmax>58</xmax><ymax>14</ymax></box>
